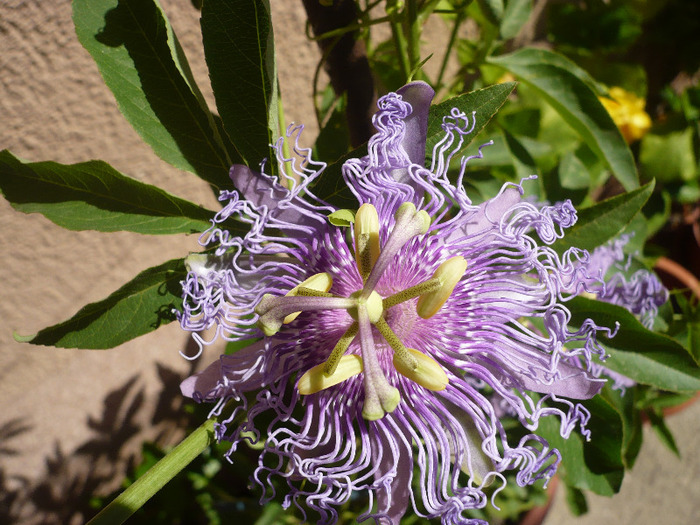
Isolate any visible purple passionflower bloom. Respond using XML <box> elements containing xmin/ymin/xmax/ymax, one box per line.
<box><xmin>582</xmin><ymin>235</ymin><xmax>668</xmax><ymax>391</ymax></box>
<box><xmin>584</xmin><ymin>235</ymin><xmax>668</xmax><ymax>329</ymax></box>
<box><xmin>178</xmin><ymin>82</ymin><xmax>612</xmax><ymax>524</ymax></box>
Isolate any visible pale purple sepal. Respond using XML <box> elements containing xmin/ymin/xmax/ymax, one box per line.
<box><xmin>395</xmin><ymin>81</ymin><xmax>435</xmax><ymax>167</ymax></box>
<box><xmin>517</xmin><ymin>360</ymin><xmax>606</xmax><ymax>399</ymax></box>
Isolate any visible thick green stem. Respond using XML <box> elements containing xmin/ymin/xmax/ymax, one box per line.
<box><xmin>86</xmin><ymin>418</ymin><xmax>215</xmax><ymax>525</ymax></box>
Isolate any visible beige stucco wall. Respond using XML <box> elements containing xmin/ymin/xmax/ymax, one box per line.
<box><xmin>1</xmin><ymin>1</ymin><xmax>699</xmax><ymax>524</ymax></box>
<box><xmin>0</xmin><ymin>1</ymin><xmax>318</xmax><ymax>521</ymax></box>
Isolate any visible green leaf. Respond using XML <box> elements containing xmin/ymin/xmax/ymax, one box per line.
<box><xmin>501</xmin><ymin>128</ymin><xmax>538</xmax><ymax>182</ymax></box>
<box><xmin>538</xmin><ymin>395</ymin><xmax>624</xmax><ymax>496</ymax></box>
<box><xmin>201</xmin><ymin>0</ymin><xmax>277</xmax><ymax>167</ymax></box>
<box><xmin>315</xmin><ymin>83</ymin><xmax>516</xmax><ymax>208</ymax></box>
<box><xmin>689</xmin><ymin>319</ymin><xmax>700</xmax><ymax>366</ymax></box>
<box><xmin>314</xmin><ymin>98</ymin><xmax>351</xmax><ymax>164</ymax></box>
<box><xmin>551</xmin><ymin>180</ymin><xmax>654</xmax><ymax>254</ymax></box>
<box><xmin>640</xmin><ymin>128</ymin><xmax>697</xmax><ymax>183</ymax></box>
<box><xmin>500</xmin><ymin>0</ymin><xmax>532</xmax><ymax>40</ymax></box>
<box><xmin>488</xmin><ymin>48</ymin><xmax>639</xmax><ymax>191</ymax></box>
<box><xmin>564</xmin><ymin>484</ymin><xmax>588</xmax><ymax>517</ymax></box>
<box><xmin>311</xmin><ymin>145</ymin><xmax>367</xmax><ymax>209</ymax></box>
<box><xmin>601</xmin><ymin>385</ymin><xmax>643</xmax><ymax>469</ymax></box>
<box><xmin>425</xmin><ymin>82</ymin><xmax>517</xmax><ymax>157</ymax></box>
<box><xmin>568</xmin><ymin>297</ymin><xmax>700</xmax><ymax>393</ymax></box>
<box><xmin>73</xmin><ymin>0</ymin><xmax>233</xmax><ymax>189</ymax></box>
<box><xmin>15</xmin><ymin>258</ymin><xmax>187</xmax><ymax>349</ymax></box>
<box><xmin>253</xmin><ymin>502</ymin><xmax>287</xmax><ymax>525</ymax></box>
<box><xmin>476</xmin><ymin>0</ymin><xmax>504</xmax><ymax>25</ymax></box>
<box><xmin>646</xmin><ymin>409</ymin><xmax>681</xmax><ymax>457</ymax></box>
<box><xmin>558</xmin><ymin>150</ymin><xmax>591</xmax><ymax>190</ymax></box>
<box><xmin>328</xmin><ymin>209</ymin><xmax>356</xmax><ymax>227</ymax></box>
<box><xmin>0</xmin><ymin>150</ymin><xmax>216</xmax><ymax>235</ymax></box>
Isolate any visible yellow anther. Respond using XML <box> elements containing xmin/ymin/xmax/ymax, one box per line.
<box><xmin>393</xmin><ymin>348</ymin><xmax>449</xmax><ymax>391</ymax></box>
<box><xmin>298</xmin><ymin>354</ymin><xmax>363</xmax><ymax>395</ymax></box>
<box><xmin>354</xmin><ymin>203</ymin><xmax>381</xmax><ymax>278</ymax></box>
<box><xmin>283</xmin><ymin>273</ymin><xmax>333</xmax><ymax>324</ymax></box>
<box><xmin>416</xmin><ymin>256</ymin><xmax>467</xmax><ymax>318</ymax></box>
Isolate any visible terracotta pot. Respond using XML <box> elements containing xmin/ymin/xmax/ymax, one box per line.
<box><xmin>517</xmin><ymin>476</ymin><xmax>559</xmax><ymax>525</ymax></box>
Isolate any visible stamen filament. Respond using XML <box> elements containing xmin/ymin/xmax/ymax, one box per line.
<box><xmin>375</xmin><ymin>317</ymin><xmax>418</xmax><ymax>371</ymax></box>
<box><xmin>382</xmin><ymin>277</ymin><xmax>441</xmax><ymax>309</ymax></box>
<box><xmin>324</xmin><ymin>322</ymin><xmax>359</xmax><ymax>376</ymax></box>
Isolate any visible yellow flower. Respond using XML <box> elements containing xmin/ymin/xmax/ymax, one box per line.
<box><xmin>599</xmin><ymin>87</ymin><xmax>652</xmax><ymax>143</ymax></box>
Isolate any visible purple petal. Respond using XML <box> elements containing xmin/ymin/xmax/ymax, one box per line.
<box><xmin>229</xmin><ymin>164</ymin><xmax>310</xmax><ymax>225</ymax></box>
<box><xmin>180</xmin><ymin>358</ymin><xmax>222</xmax><ymax>400</ymax></box>
<box><xmin>373</xmin><ymin>425</ymin><xmax>412</xmax><ymax>524</ymax></box>
<box><xmin>518</xmin><ymin>360</ymin><xmax>606</xmax><ymax>400</ymax></box>
<box><xmin>180</xmin><ymin>340</ymin><xmax>267</xmax><ymax>401</ymax></box>
<box><xmin>396</xmin><ymin>81</ymin><xmax>435</xmax><ymax>167</ymax></box>
<box><xmin>462</xmin><ymin>185</ymin><xmax>522</xmax><ymax>236</ymax></box>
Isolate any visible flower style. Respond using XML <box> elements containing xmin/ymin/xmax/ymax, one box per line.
<box><xmin>178</xmin><ymin>82</ymin><xmax>613</xmax><ymax>524</ymax></box>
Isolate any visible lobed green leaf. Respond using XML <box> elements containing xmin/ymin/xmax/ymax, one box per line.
<box><xmin>15</xmin><ymin>258</ymin><xmax>187</xmax><ymax>349</ymax></box>
<box><xmin>476</xmin><ymin>0</ymin><xmax>504</xmax><ymax>26</ymax></box>
<box><xmin>646</xmin><ymin>410</ymin><xmax>681</xmax><ymax>457</ymax></box>
<box><xmin>0</xmin><ymin>150</ymin><xmax>216</xmax><ymax>235</ymax></box>
<box><xmin>501</xmin><ymin>129</ymin><xmax>540</xmax><ymax>193</ymax></box>
<box><xmin>488</xmin><ymin>48</ymin><xmax>639</xmax><ymax>191</ymax></box>
<box><xmin>73</xmin><ymin>0</ymin><xmax>234</xmax><ymax>189</ymax></box>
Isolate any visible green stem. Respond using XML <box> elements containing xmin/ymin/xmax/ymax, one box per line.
<box><xmin>406</xmin><ymin>0</ymin><xmax>421</xmax><ymax>76</ymax></box>
<box><xmin>436</xmin><ymin>10</ymin><xmax>465</xmax><ymax>91</ymax></box>
<box><xmin>389</xmin><ymin>16</ymin><xmax>411</xmax><ymax>81</ymax></box>
<box><xmin>309</xmin><ymin>15</ymin><xmax>391</xmax><ymax>42</ymax></box>
<box><xmin>86</xmin><ymin>418</ymin><xmax>215</xmax><ymax>525</ymax></box>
